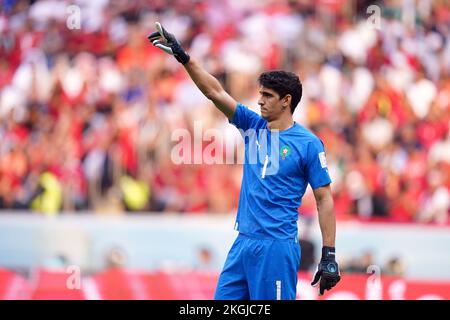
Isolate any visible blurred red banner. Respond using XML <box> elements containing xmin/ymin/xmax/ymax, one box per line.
<box><xmin>1</xmin><ymin>268</ymin><xmax>450</xmax><ymax>300</ymax></box>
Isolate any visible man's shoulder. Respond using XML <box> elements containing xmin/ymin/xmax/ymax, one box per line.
<box><xmin>236</xmin><ymin>103</ymin><xmax>266</xmax><ymax>127</ymax></box>
<box><xmin>235</xmin><ymin>103</ymin><xmax>264</xmax><ymax>119</ymax></box>
<box><xmin>291</xmin><ymin>123</ymin><xmax>323</xmax><ymax>144</ymax></box>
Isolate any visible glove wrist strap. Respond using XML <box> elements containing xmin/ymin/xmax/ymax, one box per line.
<box><xmin>322</xmin><ymin>246</ymin><xmax>336</xmax><ymax>260</ymax></box>
<box><xmin>176</xmin><ymin>51</ymin><xmax>190</xmax><ymax>65</ymax></box>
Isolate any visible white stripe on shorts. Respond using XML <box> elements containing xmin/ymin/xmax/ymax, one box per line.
<box><xmin>276</xmin><ymin>280</ymin><xmax>281</xmax><ymax>300</ymax></box>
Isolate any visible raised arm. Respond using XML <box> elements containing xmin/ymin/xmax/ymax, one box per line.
<box><xmin>183</xmin><ymin>59</ymin><xmax>236</xmax><ymax>119</ymax></box>
<box><xmin>148</xmin><ymin>22</ymin><xmax>236</xmax><ymax>120</ymax></box>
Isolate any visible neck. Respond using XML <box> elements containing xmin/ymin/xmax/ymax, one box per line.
<box><xmin>267</xmin><ymin>116</ymin><xmax>295</xmax><ymax>131</ymax></box>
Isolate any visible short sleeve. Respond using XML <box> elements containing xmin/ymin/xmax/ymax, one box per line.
<box><xmin>229</xmin><ymin>103</ymin><xmax>263</xmax><ymax>131</ymax></box>
<box><xmin>305</xmin><ymin>138</ymin><xmax>332</xmax><ymax>189</ymax></box>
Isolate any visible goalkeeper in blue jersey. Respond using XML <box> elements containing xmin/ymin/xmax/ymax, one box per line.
<box><xmin>149</xmin><ymin>23</ymin><xmax>341</xmax><ymax>300</ymax></box>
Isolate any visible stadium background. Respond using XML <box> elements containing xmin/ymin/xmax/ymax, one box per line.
<box><xmin>1</xmin><ymin>0</ymin><xmax>450</xmax><ymax>299</ymax></box>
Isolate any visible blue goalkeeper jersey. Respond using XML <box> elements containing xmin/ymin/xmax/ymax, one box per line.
<box><xmin>230</xmin><ymin>103</ymin><xmax>332</xmax><ymax>240</ymax></box>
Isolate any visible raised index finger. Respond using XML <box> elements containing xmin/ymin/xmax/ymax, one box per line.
<box><xmin>155</xmin><ymin>22</ymin><xmax>167</xmax><ymax>42</ymax></box>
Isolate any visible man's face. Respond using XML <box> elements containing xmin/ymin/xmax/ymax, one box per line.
<box><xmin>257</xmin><ymin>86</ymin><xmax>290</xmax><ymax>121</ymax></box>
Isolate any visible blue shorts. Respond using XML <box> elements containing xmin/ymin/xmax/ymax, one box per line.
<box><xmin>214</xmin><ymin>233</ymin><xmax>301</xmax><ymax>300</ymax></box>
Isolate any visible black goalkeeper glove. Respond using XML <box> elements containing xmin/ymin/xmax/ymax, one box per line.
<box><xmin>148</xmin><ymin>22</ymin><xmax>190</xmax><ymax>65</ymax></box>
<box><xmin>311</xmin><ymin>246</ymin><xmax>341</xmax><ymax>296</ymax></box>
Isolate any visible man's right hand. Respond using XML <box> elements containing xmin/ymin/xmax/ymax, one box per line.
<box><xmin>149</xmin><ymin>22</ymin><xmax>236</xmax><ymax>120</ymax></box>
<box><xmin>148</xmin><ymin>22</ymin><xmax>190</xmax><ymax>65</ymax></box>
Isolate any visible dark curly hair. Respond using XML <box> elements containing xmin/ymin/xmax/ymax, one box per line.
<box><xmin>258</xmin><ymin>71</ymin><xmax>303</xmax><ymax>114</ymax></box>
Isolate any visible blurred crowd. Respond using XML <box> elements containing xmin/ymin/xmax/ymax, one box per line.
<box><xmin>298</xmin><ymin>237</ymin><xmax>406</xmax><ymax>277</ymax></box>
<box><xmin>1</xmin><ymin>0</ymin><xmax>449</xmax><ymax>224</ymax></box>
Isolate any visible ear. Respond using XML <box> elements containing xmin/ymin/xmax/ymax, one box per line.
<box><xmin>283</xmin><ymin>94</ymin><xmax>292</xmax><ymax>109</ymax></box>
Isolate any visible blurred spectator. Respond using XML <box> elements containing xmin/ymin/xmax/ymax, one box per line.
<box><xmin>342</xmin><ymin>250</ymin><xmax>375</xmax><ymax>274</ymax></box>
<box><xmin>30</xmin><ymin>171</ymin><xmax>63</xmax><ymax>216</ymax></box>
<box><xmin>194</xmin><ymin>246</ymin><xmax>215</xmax><ymax>272</ymax></box>
<box><xmin>42</xmin><ymin>253</ymin><xmax>69</xmax><ymax>270</ymax></box>
<box><xmin>383</xmin><ymin>256</ymin><xmax>406</xmax><ymax>277</ymax></box>
<box><xmin>104</xmin><ymin>246</ymin><xmax>127</xmax><ymax>270</ymax></box>
<box><xmin>297</xmin><ymin>219</ymin><xmax>316</xmax><ymax>272</ymax></box>
<box><xmin>298</xmin><ymin>238</ymin><xmax>315</xmax><ymax>272</ymax></box>
<box><xmin>0</xmin><ymin>0</ymin><xmax>449</xmax><ymax>225</ymax></box>
<box><xmin>418</xmin><ymin>168</ymin><xmax>450</xmax><ymax>224</ymax></box>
